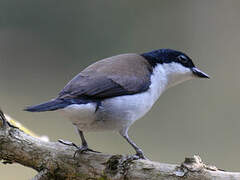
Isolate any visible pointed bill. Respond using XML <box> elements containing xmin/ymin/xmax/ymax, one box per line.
<box><xmin>192</xmin><ymin>67</ymin><xmax>210</xmax><ymax>78</ymax></box>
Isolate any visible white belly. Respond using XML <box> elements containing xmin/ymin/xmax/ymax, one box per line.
<box><xmin>61</xmin><ymin>64</ymin><xmax>168</xmax><ymax>132</ymax></box>
<box><xmin>61</xmin><ymin>91</ymin><xmax>158</xmax><ymax>132</ymax></box>
<box><xmin>98</xmin><ymin>90</ymin><xmax>158</xmax><ymax>131</ymax></box>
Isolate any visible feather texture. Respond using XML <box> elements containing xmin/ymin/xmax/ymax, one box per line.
<box><xmin>59</xmin><ymin>54</ymin><xmax>152</xmax><ymax>100</ymax></box>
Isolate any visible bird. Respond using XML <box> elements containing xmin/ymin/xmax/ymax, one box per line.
<box><xmin>25</xmin><ymin>49</ymin><xmax>209</xmax><ymax>159</ymax></box>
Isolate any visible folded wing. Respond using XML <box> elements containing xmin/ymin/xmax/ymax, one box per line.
<box><xmin>59</xmin><ymin>54</ymin><xmax>153</xmax><ymax>100</ymax></box>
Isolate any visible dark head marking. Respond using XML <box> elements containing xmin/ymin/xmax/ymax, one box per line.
<box><xmin>141</xmin><ymin>49</ymin><xmax>195</xmax><ymax>68</ymax></box>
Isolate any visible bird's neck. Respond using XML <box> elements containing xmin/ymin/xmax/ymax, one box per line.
<box><xmin>148</xmin><ymin>64</ymin><xmax>168</xmax><ymax>101</ymax></box>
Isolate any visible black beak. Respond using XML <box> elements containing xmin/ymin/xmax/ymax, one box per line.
<box><xmin>192</xmin><ymin>67</ymin><xmax>210</xmax><ymax>78</ymax></box>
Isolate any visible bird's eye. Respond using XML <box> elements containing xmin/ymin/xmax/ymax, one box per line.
<box><xmin>178</xmin><ymin>55</ymin><xmax>188</xmax><ymax>63</ymax></box>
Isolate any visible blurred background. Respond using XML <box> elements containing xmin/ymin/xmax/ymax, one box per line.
<box><xmin>0</xmin><ymin>0</ymin><xmax>240</xmax><ymax>179</ymax></box>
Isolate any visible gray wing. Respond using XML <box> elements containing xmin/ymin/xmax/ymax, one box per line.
<box><xmin>58</xmin><ymin>54</ymin><xmax>152</xmax><ymax>100</ymax></box>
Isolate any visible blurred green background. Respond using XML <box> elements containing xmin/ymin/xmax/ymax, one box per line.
<box><xmin>0</xmin><ymin>0</ymin><xmax>240</xmax><ymax>179</ymax></box>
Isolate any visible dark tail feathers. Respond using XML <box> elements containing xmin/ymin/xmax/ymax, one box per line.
<box><xmin>24</xmin><ymin>99</ymin><xmax>69</xmax><ymax>112</ymax></box>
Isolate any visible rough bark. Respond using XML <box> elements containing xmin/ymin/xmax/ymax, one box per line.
<box><xmin>0</xmin><ymin>111</ymin><xmax>240</xmax><ymax>180</ymax></box>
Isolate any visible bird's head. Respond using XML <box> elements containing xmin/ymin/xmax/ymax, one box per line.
<box><xmin>142</xmin><ymin>49</ymin><xmax>209</xmax><ymax>88</ymax></box>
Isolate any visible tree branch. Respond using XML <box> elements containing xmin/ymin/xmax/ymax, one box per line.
<box><xmin>0</xmin><ymin>111</ymin><xmax>240</xmax><ymax>180</ymax></box>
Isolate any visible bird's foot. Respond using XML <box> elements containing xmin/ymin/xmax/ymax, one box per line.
<box><xmin>58</xmin><ymin>139</ymin><xmax>100</xmax><ymax>157</ymax></box>
<box><xmin>135</xmin><ymin>149</ymin><xmax>147</xmax><ymax>159</ymax></box>
<box><xmin>127</xmin><ymin>150</ymin><xmax>148</xmax><ymax>161</ymax></box>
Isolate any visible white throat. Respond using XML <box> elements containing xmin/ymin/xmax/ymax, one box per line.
<box><xmin>161</xmin><ymin>62</ymin><xmax>193</xmax><ymax>88</ymax></box>
<box><xmin>150</xmin><ymin>62</ymin><xmax>194</xmax><ymax>95</ymax></box>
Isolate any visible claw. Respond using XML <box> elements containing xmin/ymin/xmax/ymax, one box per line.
<box><xmin>135</xmin><ymin>149</ymin><xmax>147</xmax><ymax>160</ymax></box>
<box><xmin>126</xmin><ymin>153</ymin><xmax>148</xmax><ymax>161</ymax></box>
<box><xmin>73</xmin><ymin>145</ymin><xmax>101</xmax><ymax>157</ymax></box>
<box><xmin>58</xmin><ymin>139</ymin><xmax>78</xmax><ymax>148</ymax></box>
<box><xmin>73</xmin><ymin>146</ymin><xmax>87</xmax><ymax>157</ymax></box>
<box><xmin>136</xmin><ymin>153</ymin><xmax>147</xmax><ymax>160</ymax></box>
<box><xmin>58</xmin><ymin>139</ymin><xmax>100</xmax><ymax>158</ymax></box>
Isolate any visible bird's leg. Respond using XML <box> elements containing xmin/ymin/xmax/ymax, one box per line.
<box><xmin>58</xmin><ymin>129</ymin><xmax>100</xmax><ymax>156</ymax></box>
<box><xmin>75</xmin><ymin>129</ymin><xmax>100</xmax><ymax>155</ymax></box>
<box><xmin>120</xmin><ymin>130</ymin><xmax>147</xmax><ymax>160</ymax></box>
<box><xmin>78</xmin><ymin>129</ymin><xmax>88</xmax><ymax>148</ymax></box>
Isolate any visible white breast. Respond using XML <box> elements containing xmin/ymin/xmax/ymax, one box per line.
<box><xmin>98</xmin><ymin>64</ymin><xmax>168</xmax><ymax>131</ymax></box>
